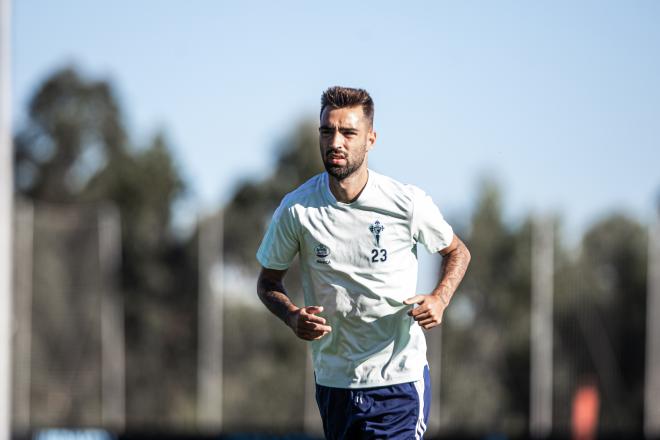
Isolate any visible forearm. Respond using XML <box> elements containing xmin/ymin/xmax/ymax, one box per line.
<box><xmin>432</xmin><ymin>238</ymin><xmax>471</xmax><ymax>305</ymax></box>
<box><xmin>257</xmin><ymin>277</ymin><xmax>299</xmax><ymax>326</ymax></box>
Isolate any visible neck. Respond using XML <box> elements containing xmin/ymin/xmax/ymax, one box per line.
<box><xmin>328</xmin><ymin>166</ymin><xmax>369</xmax><ymax>203</ymax></box>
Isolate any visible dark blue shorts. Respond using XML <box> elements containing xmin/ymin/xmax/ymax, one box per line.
<box><xmin>315</xmin><ymin>366</ymin><xmax>431</xmax><ymax>440</ymax></box>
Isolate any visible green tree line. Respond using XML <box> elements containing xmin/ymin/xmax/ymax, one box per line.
<box><xmin>13</xmin><ymin>67</ymin><xmax>652</xmax><ymax>436</ymax></box>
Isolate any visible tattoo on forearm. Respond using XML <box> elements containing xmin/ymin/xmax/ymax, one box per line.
<box><xmin>436</xmin><ymin>241</ymin><xmax>471</xmax><ymax>304</ymax></box>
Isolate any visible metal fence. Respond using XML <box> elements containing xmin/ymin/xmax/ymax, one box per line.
<box><xmin>11</xmin><ymin>200</ymin><xmax>660</xmax><ymax>438</ymax></box>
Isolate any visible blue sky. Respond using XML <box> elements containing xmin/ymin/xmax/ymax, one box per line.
<box><xmin>11</xmin><ymin>0</ymin><xmax>660</xmax><ymax>243</ymax></box>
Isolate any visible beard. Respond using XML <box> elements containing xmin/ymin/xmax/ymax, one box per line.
<box><xmin>323</xmin><ymin>150</ymin><xmax>366</xmax><ymax>181</ymax></box>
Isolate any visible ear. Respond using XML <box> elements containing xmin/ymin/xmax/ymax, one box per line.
<box><xmin>367</xmin><ymin>129</ymin><xmax>377</xmax><ymax>151</ymax></box>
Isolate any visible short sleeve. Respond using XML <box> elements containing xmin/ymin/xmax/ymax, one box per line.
<box><xmin>411</xmin><ymin>187</ymin><xmax>454</xmax><ymax>253</ymax></box>
<box><xmin>256</xmin><ymin>200</ymin><xmax>300</xmax><ymax>270</ymax></box>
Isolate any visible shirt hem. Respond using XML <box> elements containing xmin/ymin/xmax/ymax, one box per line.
<box><xmin>314</xmin><ymin>371</ymin><xmax>425</xmax><ymax>389</ymax></box>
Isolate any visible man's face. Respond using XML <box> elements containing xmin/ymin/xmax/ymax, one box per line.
<box><xmin>319</xmin><ymin>106</ymin><xmax>376</xmax><ymax>180</ymax></box>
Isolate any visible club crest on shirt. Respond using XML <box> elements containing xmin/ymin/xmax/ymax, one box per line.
<box><xmin>315</xmin><ymin>244</ymin><xmax>331</xmax><ymax>264</ymax></box>
<box><xmin>369</xmin><ymin>220</ymin><xmax>385</xmax><ymax>247</ymax></box>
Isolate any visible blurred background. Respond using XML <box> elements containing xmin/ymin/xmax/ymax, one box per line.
<box><xmin>2</xmin><ymin>0</ymin><xmax>660</xmax><ymax>439</ymax></box>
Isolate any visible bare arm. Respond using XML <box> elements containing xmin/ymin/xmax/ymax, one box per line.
<box><xmin>405</xmin><ymin>234</ymin><xmax>471</xmax><ymax>329</ymax></box>
<box><xmin>434</xmin><ymin>234</ymin><xmax>471</xmax><ymax>304</ymax></box>
<box><xmin>257</xmin><ymin>267</ymin><xmax>298</xmax><ymax>323</ymax></box>
<box><xmin>257</xmin><ymin>267</ymin><xmax>332</xmax><ymax>340</ymax></box>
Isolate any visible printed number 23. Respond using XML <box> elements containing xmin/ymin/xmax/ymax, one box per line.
<box><xmin>371</xmin><ymin>249</ymin><xmax>387</xmax><ymax>262</ymax></box>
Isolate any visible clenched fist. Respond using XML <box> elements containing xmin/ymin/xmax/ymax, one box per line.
<box><xmin>404</xmin><ymin>294</ymin><xmax>448</xmax><ymax>330</ymax></box>
<box><xmin>287</xmin><ymin>306</ymin><xmax>332</xmax><ymax>340</ymax></box>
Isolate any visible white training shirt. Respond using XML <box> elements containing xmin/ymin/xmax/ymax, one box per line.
<box><xmin>256</xmin><ymin>169</ymin><xmax>454</xmax><ymax>388</ymax></box>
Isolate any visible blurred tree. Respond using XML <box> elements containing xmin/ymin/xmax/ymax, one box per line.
<box><xmin>84</xmin><ymin>132</ymin><xmax>185</xmax><ymax>295</ymax></box>
<box><xmin>441</xmin><ymin>178</ymin><xmax>532</xmax><ymax>435</ymax></box>
<box><xmin>15</xmin><ymin>66</ymin><xmax>650</xmax><ymax>435</ymax></box>
<box><xmin>223</xmin><ymin>120</ymin><xmax>323</xmax><ymax>267</ymax></box>
<box><xmin>218</xmin><ymin>120</ymin><xmax>324</xmax><ymax>430</ymax></box>
<box><xmin>221</xmin><ymin>300</ymin><xmax>308</xmax><ymax>431</ymax></box>
<box><xmin>14</xmin><ymin>68</ymin><xmax>127</xmax><ymax>201</ymax></box>
<box><xmin>554</xmin><ymin>214</ymin><xmax>647</xmax><ymax>435</ymax></box>
<box><xmin>84</xmin><ymin>132</ymin><xmax>197</xmax><ymax>426</ymax></box>
<box><xmin>14</xmin><ymin>66</ymin><xmax>196</xmax><ymax>427</ymax></box>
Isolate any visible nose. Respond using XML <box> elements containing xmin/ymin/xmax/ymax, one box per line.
<box><xmin>329</xmin><ymin>130</ymin><xmax>345</xmax><ymax>149</ymax></box>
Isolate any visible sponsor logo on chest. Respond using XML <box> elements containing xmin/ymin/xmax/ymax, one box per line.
<box><xmin>369</xmin><ymin>220</ymin><xmax>385</xmax><ymax>247</ymax></box>
<box><xmin>369</xmin><ymin>220</ymin><xmax>388</xmax><ymax>263</ymax></box>
<box><xmin>315</xmin><ymin>244</ymin><xmax>331</xmax><ymax>264</ymax></box>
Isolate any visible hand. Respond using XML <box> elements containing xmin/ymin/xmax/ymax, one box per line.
<box><xmin>287</xmin><ymin>306</ymin><xmax>332</xmax><ymax>341</ymax></box>
<box><xmin>404</xmin><ymin>294</ymin><xmax>448</xmax><ymax>330</ymax></box>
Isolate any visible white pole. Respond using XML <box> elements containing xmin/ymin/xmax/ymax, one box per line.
<box><xmin>197</xmin><ymin>210</ymin><xmax>223</xmax><ymax>430</ymax></box>
<box><xmin>427</xmin><ymin>322</ymin><xmax>442</xmax><ymax>435</ymax></box>
<box><xmin>645</xmin><ymin>209</ymin><xmax>660</xmax><ymax>436</ymax></box>
<box><xmin>99</xmin><ymin>204</ymin><xmax>125</xmax><ymax>429</ymax></box>
<box><xmin>303</xmin><ymin>345</ymin><xmax>323</xmax><ymax>434</ymax></box>
<box><xmin>0</xmin><ymin>0</ymin><xmax>13</xmax><ymax>437</ymax></box>
<box><xmin>13</xmin><ymin>200</ymin><xmax>32</xmax><ymax>431</ymax></box>
<box><xmin>530</xmin><ymin>216</ymin><xmax>553</xmax><ymax>438</ymax></box>
<box><xmin>303</xmin><ymin>345</ymin><xmax>314</xmax><ymax>432</ymax></box>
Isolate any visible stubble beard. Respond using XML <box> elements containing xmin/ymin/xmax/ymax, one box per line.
<box><xmin>323</xmin><ymin>150</ymin><xmax>366</xmax><ymax>181</ymax></box>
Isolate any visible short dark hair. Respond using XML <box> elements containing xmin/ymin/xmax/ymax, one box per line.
<box><xmin>320</xmin><ymin>86</ymin><xmax>374</xmax><ymax>127</ymax></box>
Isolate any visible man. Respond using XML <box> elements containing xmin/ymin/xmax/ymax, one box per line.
<box><xmin>256</xmin><ymin>86</ymin><xmax>471</xmax><ymax>439</ymax></box>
